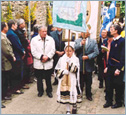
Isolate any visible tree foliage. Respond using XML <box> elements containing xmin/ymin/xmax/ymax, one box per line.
<box><xmin>47</xmin><ymin>5</ymin><xmax>53</xmax><ymax>25</ymax></box>
<box><xmin>6</xmin><ymin>1</ymin><xmax>13</xmax><ymax>22</ymax></box>
<box><xmin>1</xmin><ymin>10</ymin><xmax>4</xmax><ymax>22</ymax></box>
<box><xmin>104</xmin><ymin>1</ymin><xmax>125</xmax><ymax>18</ymax></box>
<box><xmin>23</xmin><ymin>2</ymin><xmax>37</xmax><ymax>25</ymax></box>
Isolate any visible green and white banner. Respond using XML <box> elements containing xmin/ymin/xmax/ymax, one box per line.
<box><xmin>53</xmin><ymin>1</ymin><xmax>87</xmax><ymax>32</ymax></box>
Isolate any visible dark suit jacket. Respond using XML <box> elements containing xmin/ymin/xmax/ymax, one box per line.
<box><xmin>74</xmin><ymin>37</ymin><xmax>99</xmax><ymax>72</ymax></box>
<box><xmin>50</xmin><ymin>30</ymin><xmax>65</xmax><ymax>52</ymax></box>
<box><xmin>7</xmin><ymin>29</ymin><xmax>25</xmax><ymax>61</ymax></box>
<box><xmin>50</xmin><ymin>30</ymin><xmax>65</xmax><ymax>67</ymax></box>
<box><xmin>15</xmin><ymin>28</ymin><xmax>28</xmax><ymax>50</ymax></box>
<box><xmin>97</xmin><ymin>37</ymin><xmax>105</xmax><ymax>67</ymax></box>
<box><xmin>108</xmin><ymin>37</ymin><xmax>125</xmax><ymax>70</ymax></box>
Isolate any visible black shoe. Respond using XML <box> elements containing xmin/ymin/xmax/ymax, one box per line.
<box><xmin>66</xmin><ymin>111</ymin><xmax>71</xmax><ymax>114</ymax></box>
<box><xmin>72</xmin><ymin>104</ymin><xmax>77</xmax><ymax>114</ymax></box>
<box><xmin>47</xmin><ymin>92</ymin><xmax>53</xmax><ymax>98</ymax></box>
<box><xmin>28</xmin><ymin>81</ymin><xmax>33</xmax><ymax>84</ymax></box>
<box><xmin>52</xmin><ymin>81</ymin><xmax>58</xmax><ymax>85</ymax></box>
<box><xmin>22</xmin><ymin>85</ymin><xmax>29</xmax><ymax>89</ymax></box>
<box><xmin>1</xmin><ymin>104</ymin><xmax>6</xmax><ymax>108</ymax></box>
<box><xmin>87</xmin><ymin>97</ymin><xmax>92</xmax><ymax>101</ymax></box>
<box><xmin>103</xmin><ymin>102</ymin><xmax>112</xmax><ymax>108</ymax></box>
<box><xmin>38</xmin><ymin>92</ymin><xmax>43</xmax><ymax>97</ymax></box>
<box><xmin>4</xmin><ymin>96</ymin><xmax>11</xmax><ymax>100</ymax></box>
<box><xmin>111</xmin><ymin>103</ymin><xmax>122</xmax><ymax>109</ymax></box>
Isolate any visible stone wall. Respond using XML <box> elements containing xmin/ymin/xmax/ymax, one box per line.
<box><xmin>1</xmin><ymin>1</ymin><xmax>48</xmax><ymax>26</ymax></box>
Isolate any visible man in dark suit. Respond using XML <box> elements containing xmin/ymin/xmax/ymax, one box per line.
<box><xmin>7</xmin><ymin>19</ymin><xmax>25</xmax><ymax>94</ymax></box>
<box><xmin>97</xmin><ymin>29</ymin><xmax>107</xmax><ymax>88</ymax></box>
<box><xmin>103</xmin><ymin>24</ymin><xmax>125</xmax><ymax>108</ymax></box>
<box><xmin>74</xmin><ymin>27</ymin><xmax>99</xmax><ymax>101</ymax></box>
<box><xmin>50</xmin><ymin>27</ymin><xmax>65</xmax><ymax>85</ymax></box>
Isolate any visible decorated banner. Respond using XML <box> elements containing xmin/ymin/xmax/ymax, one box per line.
<box><xmin>86</xmin><ymin>1</ymin><xmax>100</xmax><ymax>39</ymax></box>
<box><xmin>53</xmin><ymin>1</ymin><xmax>87</xmax><ymax>32</ymax></box>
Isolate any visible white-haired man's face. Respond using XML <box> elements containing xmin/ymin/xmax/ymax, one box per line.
<box><xmin>81</xmin><ymin>29</ymin><xmax>90</xmax><ymax>39</ymax></box>
<box><xmin>39</xmin><ymin>27</ymin><xmax>47</xmax><ymax>38</ymax></box>
<box><xmin>19</xmin><ymin>21</ymin><xmax>25</xmax><ymax>29</ymax></box>
<box><xmin>57</xmin><ymin>27</ymin><xmax>62</xmax><ymax>32</ymax></box>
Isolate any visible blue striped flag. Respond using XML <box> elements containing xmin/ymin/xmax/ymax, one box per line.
<box><xmin>100</xmin><ymin>1</ymin><xmax>116</xmax><ymax>37</ymax></box>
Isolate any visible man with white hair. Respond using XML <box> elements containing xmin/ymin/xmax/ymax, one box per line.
<box><xmin>31</xmin><ymin>26</ymin><xmax>55</xmax><ymax>98</ymax></box>
<box><xmin>16</xmin><ymin>18</ymin><xmax>30</xmax><ymax>89</ymax></box>
<box><xmin>74</xmin><ymin>26</ymin><xmax>99</xmax><ymax>101</ymax></box>
<box><xmin>16</xmin><ymin>18</ymin><xmax>28</xmax><ymax>49</ymax></box>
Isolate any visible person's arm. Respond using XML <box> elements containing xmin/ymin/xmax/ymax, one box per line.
<box><xmin>31</xmin><ymin>38</ymin><xmax>43</xmax><ymax>60</ymax></box>
<box><xmin>87</xmin><ymin>40</ymin><xmax>99</xmax><ymax>60</ymax></box>
<box><xmin>46</xmin><ymin>37</ymin><xmax>56</xmax><ymax>60</ymax></box>
<box><xmin>8</xmin><ymin>34</ymin><xmax>25</xmax><ymax>56</ymax></box>
<box><xmin>1</xmin><ymin>38</ymin><xmax>15</xmax><ymax>61</ymax></box>
<box><xmin>115</xmin><ymin>39</ymin><xmax>125</xmax><ymax>76</ymax></box>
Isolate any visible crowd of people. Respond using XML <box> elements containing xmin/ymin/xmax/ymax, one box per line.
<box><xmin>1</xmin><ymin>19</ymin><xmax>34</xmax><ymax>108</ymax></box>
<box><xmin>1</xmin><ymin>18</ymin><xmax>125</xmax><ymax>114</ymax></box>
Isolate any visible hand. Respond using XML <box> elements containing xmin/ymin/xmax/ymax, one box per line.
<box><xmin>63</xmin><ymin>69</ymin><xmax>69</xmax><ymax>75</ymax></box>
<box><xmin>104</xmin><ymin>67</ymin><xmax>108</xmax><ymax>73</ymax></box>
<box><xmin>61</xmin><ymin>51</ymin><xmax>65</xmax><ymax>56</ymax></box>
<box><xmin>82</xmin><ymin>55</ymin><xmax>89</xmax><ymax>61</ymax></box>
<box><xmin>23</xmin><ymin>51</ymin><xmax>26</xmax><ymax>55</ymax></box>
<box><xmin>13</xmin><ymin>56</ymin><xmax>16</xmax><ymax>62</ymax></box>
<box><xmin>114</xmin><ymin>69</ymin><xmax>120</xmax><ymax>76</ymax></box>
<box><xmin>56</xmin><ymin>51</ymin><xmax>64</xmax><ymax>57</ymax></box>
<box><xmin>81</xmin><ymin>39</ymin><xmax>86</xmax><ymax>45</ymax></box>
<box><xmin>101</xmin><ymin>49</ymin><xmax>105</xmax><ymax>53</ymax></box>
<box><xmin>42</xmin><ymin>55</ymin><xmax>48</xmax><ymax>63</ymax></box>
<box><xmin>22</xmin><ymin>55</ymin><xmax>25</xmax><ymax>59</ymax></box>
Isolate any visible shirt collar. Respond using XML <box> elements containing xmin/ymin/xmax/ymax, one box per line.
<box><xmin>113</xmin><ymin>35</ymin><xmax>121</xmax><ymax>41</ymax></box>
<box><xmin>57</xmin><ymin>30</ymin><xmax>62</xmax><ymax>35</ymax></box>
<box><xmin>38</xmin><ymin>34</ymin><xmax>48</xmax><ymax>41</ymax></box>
<box><xmin>1</xmin><ymin>32</ymin><xmax>6</xmax><ymax>37</ymax></box>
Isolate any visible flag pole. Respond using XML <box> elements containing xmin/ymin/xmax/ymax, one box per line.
<box><xmin>66</xmin><ymin>29</ymin><xmax>70</xmax><ymax>86</ymax></box>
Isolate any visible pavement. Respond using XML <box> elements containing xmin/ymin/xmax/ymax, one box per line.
<box><xmin>1</xmin><ymin>73</ymin><xmax>125</xmax><ymax>114</ymax></box>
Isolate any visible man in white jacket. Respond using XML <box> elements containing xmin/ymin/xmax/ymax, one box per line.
<box><xmin>31</xmin><ymin>26</ymin><xmax>55</xmax><ymax>98</ymax></box>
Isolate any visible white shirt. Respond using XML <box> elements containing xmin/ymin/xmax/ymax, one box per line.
<box><xmin>85</xmin><ymin>37</ymin><xmax>88</xmax><ymax>46</ymax></box>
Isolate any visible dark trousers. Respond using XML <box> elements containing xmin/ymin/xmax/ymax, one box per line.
<box><xmin>35</xmin><ymin>69</ymin><xmax>52</xmax><ymax>94</ymax></box>
<box><xmin>2</xmin><ymin>70</ymin><xmax>12</xmax><ymax>98</ymax></box>
<box><xmin>106</xmin><ymin>67</ymin><xmax>124</xmax><ymax>104</ymax></box>
<box><xmin>52</xmin><ymin>55</ymin><xmax>59</xmax><ymax>83</ymax></box>
<box><xmin>98</xmin><ymin>65</ymin><xmax>104</xmax><ymax>86</ymax></box>
<box><xmin>22</xmin><ymin>63</ymin><xmax>34</xmax><ymax>84</ymax></box>
<box><xmin>11</xmin><ymin>60</ymin><xmax>23</xmax><ymax>92</ymax></box>
<box><xmin>80</xmin><ymin>71</ymin><xmax>92</xmax><ymax>98</ymax></box>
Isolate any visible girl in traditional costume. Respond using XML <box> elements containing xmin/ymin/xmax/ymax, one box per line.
<box><xmin>55</xmin><ymin>42</ymin><xmax>82</xmax><ymax>114</ymax></box>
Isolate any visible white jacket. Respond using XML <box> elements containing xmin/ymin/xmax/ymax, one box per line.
<box><xmin>31</xmin><ymin>34</ymin><xmax>55</xmax><ymax>70</ymax></box>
